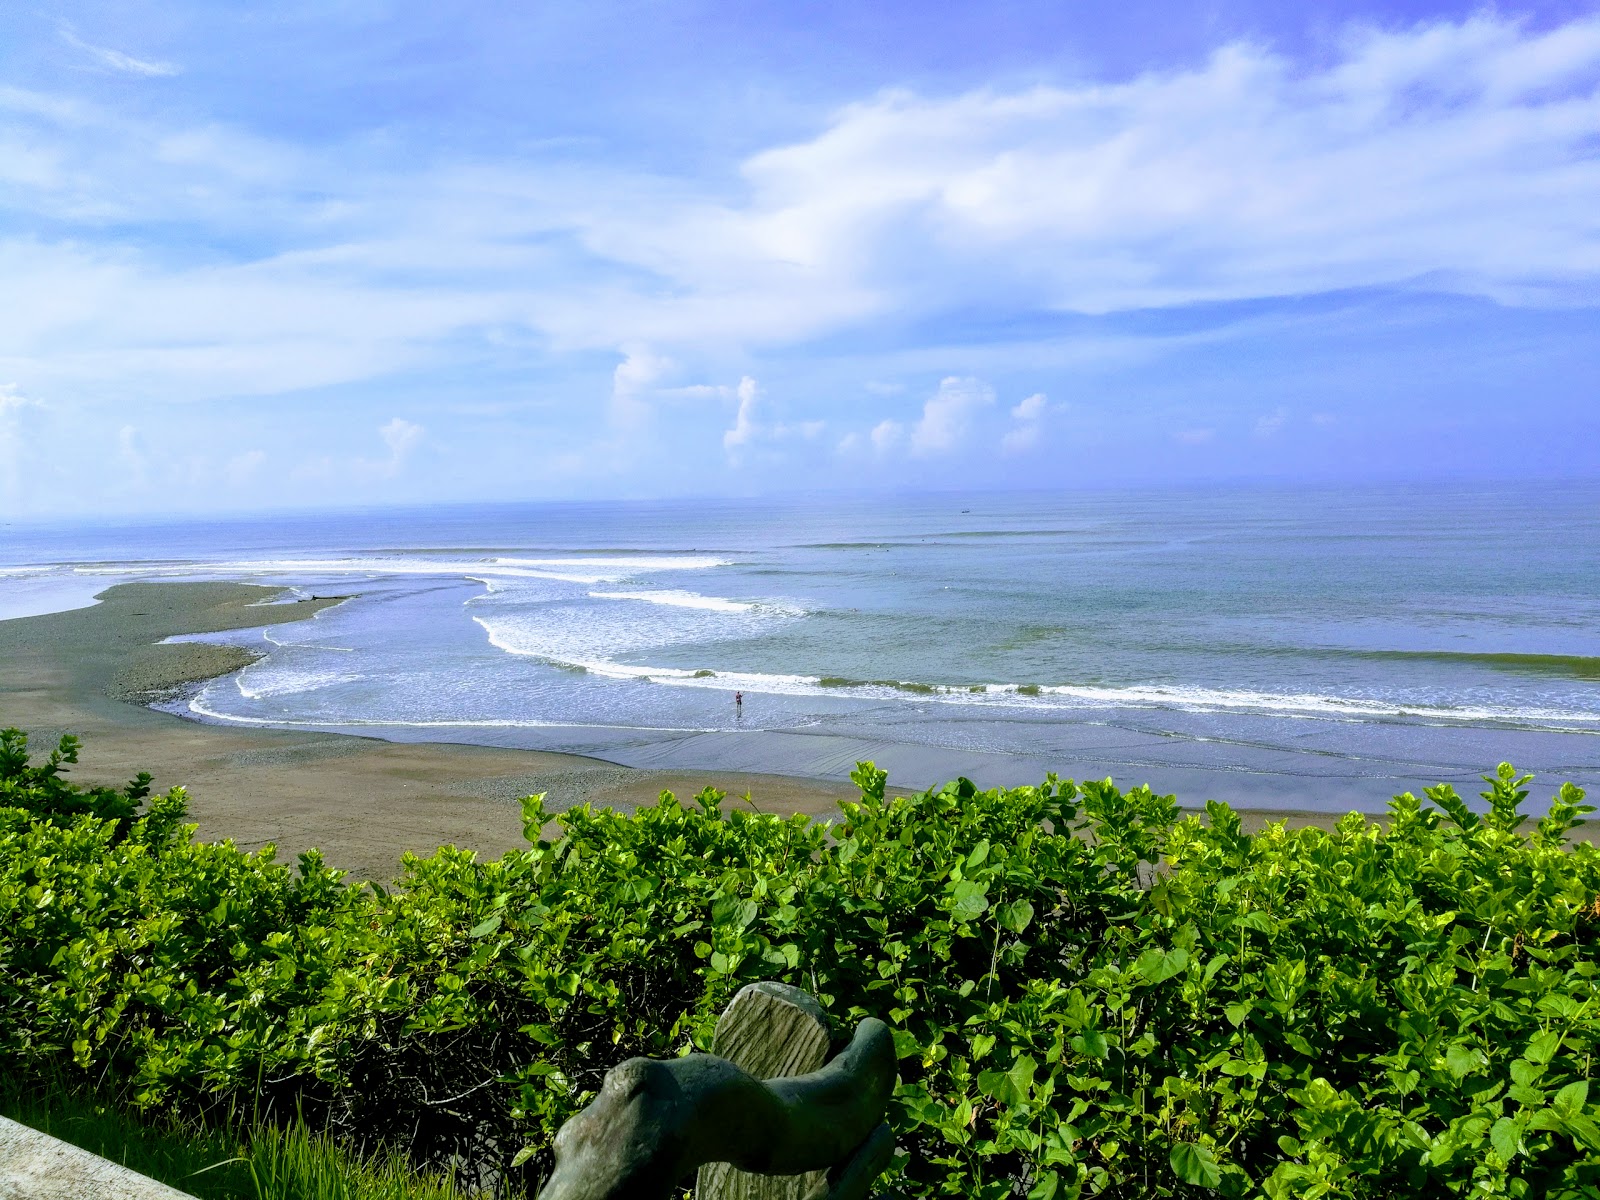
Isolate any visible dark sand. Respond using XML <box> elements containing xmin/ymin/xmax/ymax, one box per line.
<box><xmin>0</xmin><ymin>582</ymin><xmax>863</xmax><ymax>880</ymax></box>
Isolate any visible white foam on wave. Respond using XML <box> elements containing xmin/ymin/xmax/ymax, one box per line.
<box><xmin>263</xmin><ymin>628</ymin><xmax>354</xmax><ymax>651</ymax></box>
<box><xmin>234</xmin><ymin>666</ymin><xmax>366</xmax><ymax>700</ymax></box>
<box><xmin>588</xmin><ymin>589</ymin><xmax>756</xmax><ymax>614</ymax></box>
<box><xmin>1020</xmin><ymin>680</ymin><xmax>1600</xmax><ymax>729</ymax></box>
<box><xmin>469</xmin><ymin>613</ymin><xmax>1600</xmax><ymax>732</ymax></box>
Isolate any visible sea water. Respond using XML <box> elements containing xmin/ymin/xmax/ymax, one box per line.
<box><xmin>3</xmin><ymin>484</ymin><xmax>1598</xmax><ymax>810</ymax></box>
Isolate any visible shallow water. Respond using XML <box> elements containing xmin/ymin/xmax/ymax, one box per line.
<box><xmin>4</xmin><ymin>484</ymin><xmax>1598</xmax><ymax>810</ymax></box>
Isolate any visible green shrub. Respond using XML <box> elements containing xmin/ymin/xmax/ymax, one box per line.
<box><xmin>2</xmin><ymin>727</ymin><xmax>1597</xmax><ymax>1198</ymax></box>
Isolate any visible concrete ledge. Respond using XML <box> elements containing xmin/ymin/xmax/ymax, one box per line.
<box><xmin>0</xmin><ymin>1115</ymin><xmax>197</xmax><ymax>1200</ymax></box>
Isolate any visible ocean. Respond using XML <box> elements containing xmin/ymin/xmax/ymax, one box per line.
<box><xmin>3</xmin><ymin>484</ymin><xmax>1598</xmax><ymax>811</ymax></box>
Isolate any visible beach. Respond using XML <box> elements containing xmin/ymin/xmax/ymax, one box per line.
<box><xmin>0</xmin><ymin>581</ymin><xmax>861</xmax><ymax>880</ymax></box>
<box><xmin>4</xmin><ymin>488</ymin><xmax>1598</xmax><ymax>875</ymax></box>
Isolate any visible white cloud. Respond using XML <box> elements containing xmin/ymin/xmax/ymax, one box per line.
<box><xmin>870</xmin><ymin>419</ymin><xmax>904</xmax><ymax>454</ymax></box>
<box><xmin>722</xmin><ymin>376</ymin><xmax>761</xmax><ymax>454</ymax></box>
<box><xmin>298</xmin><ymin>418</ymin><xmax>426</xmax><ymax>485</ymax></box>
<box><xmin>727</xmin><ymin>14</ymin><xmax>1600</xmax><ymax>317</ymax></box>
<box><xmin>379</xmin><ymin>417</ymin><xmax>424</xmax><ymax>465</ymax></box>
<box><xmin>723</xmin><ymin>376</ymin><xmax>825</xmax><ymax>462</ymax></box>
<box><xmin>911</xmin><ymin>376</ymin><xmax>994</xmax><ymax>456</ymax></box>
<box><xmin>1000</xmin><ymin>424</ymin><xmax>1040</xmax><ymax>455</ymax></box>
<box><xmin>59</xmin><ymin>27</ymin><xmax>179</xmax><ymax>78</ymax></box>
<box><xmin>609</xmin><ymin>345</ymin><xmax>673</xmax><ymax>430</ymax></box>
<box><xmin>1001</xmin><ymin>392</ymin><xmax>1049</xmax><ymax>454</ymax></box>
<box><xmin>1011</xmin><ymin>392</ymin><xmax>1048</xmax><ymax>421</ymax></box>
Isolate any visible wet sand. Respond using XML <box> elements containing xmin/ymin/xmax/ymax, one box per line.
<box><xmin>0</xmin><ymin>582</ymin><xmax>862</xmax><ymax>880</ymax></box>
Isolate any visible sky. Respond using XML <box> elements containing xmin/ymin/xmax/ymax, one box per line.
<box><xmin>1</xmin><ymin>1</ymin><xmax>1598</xmax><ymax>517</ymax></box>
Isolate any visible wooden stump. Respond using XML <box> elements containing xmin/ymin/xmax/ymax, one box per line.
<box><xmin>696</xmin><ymin>982</ymin><xmax>832</xmax><ymax>1200</ymax></box>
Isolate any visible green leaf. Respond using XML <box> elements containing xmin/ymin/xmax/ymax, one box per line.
<box><xmin>510</xmin><ymin>1144</ymin><xmax>537</xmax><ymax>1169</ymax></box>
<box><xmin>1070</xmin><ymin>1030</ymin><xmax>1109</xmax><ymax>1059</ymax></box>
<box><xmin>998</xmin><ymin>898</ymin><xmax>1035</xmax><ymax>935</ymax></box>
<box><xmin>1490</xmin><ymin>1117</ymin><xmax>1520</xmax><ymax>1161</ymax></box>
<box><xmin>1525</xmin><ymin>1030</ymin><xmax>1562</xmax><ymax>1064</ymax></box>
<box><xmin>1027</xmin><ymin>1170</ymin><xmax>1060</xmax><ymax>1200</ymax></box>
<box><xmin>1444</xmin><ymin>1043</ymin><xmax>1486</xmax><ymax>1080</ymax></box>
<box><xmin>1509</xmin><ymin>1058</ymin><xmax>1540</xmax><ymax>1087</ymax></box>
<box><xmin>1567</xmin><ymin>1113</ymin><xmax>1600</xmax><ymax>1152</ymax></box>
<box><xmin>979</xmin><ymin>1054</ymin><xmax>1037</xmax><ymax>1107</ymax></box>
<box><xmin>1135</xmin><ymin>946</ymin><xmax>1190</xmax><ymax>985</ymax></box>
<box><xmin>1554</xmin><ymin>1079</ymin><xmax>1590</xmax><ymax>1117</ymax></box>
<box><xmin>948</xmin><ymin>879</ymin><xmax>990</xmax><ymax>923</ymax></box>
<box><xmin>468</xmin><ymin>913</ymin><xmax>502</xmax><ymax>938</ymax></box>
<box><xmin>1170</xmin><ymin>1142</ymin><xmax>1222</xmax><ymax>1189</ymax></box>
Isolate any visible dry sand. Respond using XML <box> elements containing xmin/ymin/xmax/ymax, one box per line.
<box><xmin>0</xmin><ymin>582</ymin><xmax>858</xmax><ymax>880</ymax></box>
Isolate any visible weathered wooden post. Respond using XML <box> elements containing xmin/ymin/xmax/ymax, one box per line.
<box><xmin>696</xmin><ymin>982</ymin><xmax>834</xmax><ymax>1200</ymax></box>
<box><xmin>536</xmin><ymin>982</ymin><xmax>896</xmax><ymax>1200</ymax></box>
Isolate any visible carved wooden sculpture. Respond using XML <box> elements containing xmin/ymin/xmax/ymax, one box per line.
<box><xmin>537</xmin><ymin>984</ymin><xmax>896</xmax><ymax>1200</ymax></box>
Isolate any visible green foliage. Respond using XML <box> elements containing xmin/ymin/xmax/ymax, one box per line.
<box><xmin>2</xmin><ymin>726</ymin><xmax>1598</xmax><ymax>1198</ymax></box>
<box><xmin>0</xmin><ymin>728</ymin><xmax>156</xmax><ymax>835</ymax></box>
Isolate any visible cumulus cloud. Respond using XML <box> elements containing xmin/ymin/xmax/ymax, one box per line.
<box><xmin>721</xmin><ymin>376</ymin><xmax>825</xmax><ymax>462</ymax></box>
<box><xmin>911</xmin><ymin>376</ymin><xmax>994</xmax><ymax>456</ymax></box>
<box><xmin>870</xmin><ymin>419</ymin><xmax>904</xmax><ymax>454</ymax></box>
<box><xmin>1011</xmin><ymin>393</ymin><xmax>1048</xmax><ymax>421</ymax></box>
<box><xmin>379</xmin><ymin>417</ymin><xmax>424</xmax><ymax>464</ymax></box>
<box><xmin>609</xmin><ymin>346</ymin><xmax>673</xmax><ymax>430</ymax></box>
<box><xmin>1002</xmin><ymin>392</ymin><xmax>1049</xmax><ymax>454</ymax></box>
<box><xmin>722</xmin><ymin>376</ymin><xmax>761</xmax><ymax>454</ymax></box>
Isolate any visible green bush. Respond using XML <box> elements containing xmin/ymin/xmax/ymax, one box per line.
<box><xmin>2</xmin><ymin>726</ymin><xmax>1598</xmax><ymax>1198</ymax></box>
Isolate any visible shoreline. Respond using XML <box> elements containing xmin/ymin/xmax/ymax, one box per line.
<box><xmin>0</xmin><ymin>582</ymin><xmax>877</xmax><ymax>880</ymax></box>
<box><xmin>5</xmin><ymin>581</ymin><xmax>1573</xmax><ymax>878</ymax></box>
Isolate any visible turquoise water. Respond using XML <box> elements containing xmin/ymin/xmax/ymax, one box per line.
<box><xmin>3</xmin><ymin>484</ymin><xmax>1598</xmax><ymax>809</ymax></box>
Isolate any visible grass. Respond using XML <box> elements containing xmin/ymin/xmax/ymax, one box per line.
<box><xmin>0</xmin><ymin>1077</ymin><xmax>481</xmax><ymax>1200</ymax></box>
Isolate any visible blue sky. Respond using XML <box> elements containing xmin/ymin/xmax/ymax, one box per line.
<box><xmin>1</xmin><ymin>2</ymin><xmax>1598</xmax><ymax>516</ymax></box>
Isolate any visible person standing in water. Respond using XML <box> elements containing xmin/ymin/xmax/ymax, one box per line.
<box><xmin>734</xmin><ymin>690</ymin><xmax>743</xmax><ymax>717</ymax></box>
